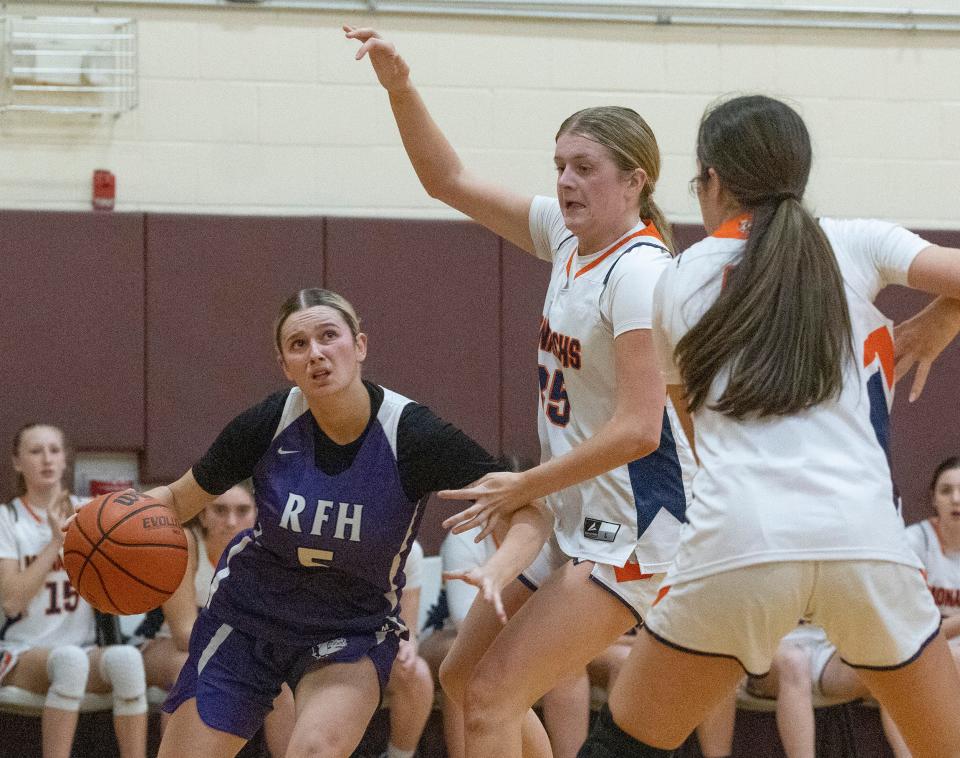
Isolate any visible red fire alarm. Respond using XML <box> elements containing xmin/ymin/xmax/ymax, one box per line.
<box><xmin>92</xmin><ymin>169</ymin><xmax>115</xmax><ymax>211</ymax></box>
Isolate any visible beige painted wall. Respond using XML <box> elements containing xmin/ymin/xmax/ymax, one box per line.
<box><xmin>2</xmin><ymin>4</ymin><xmax>959</xmax><ymax>228</ymax></box>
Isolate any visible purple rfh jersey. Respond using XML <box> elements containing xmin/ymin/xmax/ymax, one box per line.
<box><xmin>205</xmin><ymin>387</ymin><xmax>422</xmax><ymax>645</ymax></box>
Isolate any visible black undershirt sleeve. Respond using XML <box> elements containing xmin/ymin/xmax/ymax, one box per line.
<box><xmin>192</xmin><ymin>384</ymin><xmax>505</xmax><ymax>501</ymax></box>
<box><xmin>191</xmin><ymin>390</ymin><xmax>288</xmax><ymax>496</ymax></box>
<box><xmin>397</xmin><ymin>404</ymin><xmax>508</xmax><ymax>503</ymax></box>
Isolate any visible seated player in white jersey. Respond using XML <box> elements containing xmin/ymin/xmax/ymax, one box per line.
<box><xmin>135</xmin><ymin>482</ymin><xmax>296</xmax><ymax>754</ymax></box>
<box><xmin>347</xmin><ymin>27</ymin><xmax>714</xmax><ymax>758</ymax></box>
<box><xmin>875</xmin><ymin>456</ymin><xmax>960</xmax><ymax>756</ymax></box>
<box><xmin>137</xmin><ymin>288</ymin><xmax>548</xmax><ymax>758</ymax></box>
<box><xmin>379</xmin><ymin>539</ymin><xmax>434</xmax><ymax>758</ymax></box>
<box><xmin>0</xmin><ymin>423</ymin><xmax>148</xmax><ymax>758</ymax></box>
<box><xmin>906</xmin><ymin>457</ymin><xmax>960</xmax><ymax>651</ymax></box>
<box><xmin>577</xmin><ymin>94</ymin><xmax>960</xmax><ymax>758</ymax></box>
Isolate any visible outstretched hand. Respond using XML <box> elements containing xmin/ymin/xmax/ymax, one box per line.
<box><xmin>440</xmin><ymin>471</ymin><xmax>532</xmax><ymax>542</ymax></box>
<box><xmin>894</xmin><ymin>297</ymin><xmax>960</xmax><ymax>402</ymax></box>
<box><xmin>443</xmin><ymin>566</ymin><xmax>508</xmax><ymax>624</ymax></box>
<box><xmin>343</xmin><ymin>25</ymin><xmax>412</xmax><ymax>93</ymax></box>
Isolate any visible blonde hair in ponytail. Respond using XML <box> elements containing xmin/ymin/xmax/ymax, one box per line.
<box><xmin>639</xmin><ymin>187</ymin><xmax>673</xmax><ymax>254</ymax></box>
<box><xmin>556</xmin><ymin>106</ymin><xmax>675</xmax><ymax>253</ymax></box>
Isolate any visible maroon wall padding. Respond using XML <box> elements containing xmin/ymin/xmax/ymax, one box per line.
<box><xmin>672</xmin><ymin>222</ymin><xmax>708</xmax><ymax>254</ymax></box>
<box><xmin>880</xmin><ymin>283</ymin><xmax>960</xmax><ymax>524</ymax></box>
<box><xmin>885</xmin><ymin>229</ymin><xmax>960</xmax><ymax>523</ymax></box>
<box><xmin>0</xmin><ymin>211</ymin><xmax>145</xmax><ymax>498</ymax></box>
<box><xmin>324</xmin><ymin>218</ymin><xmax>501</xmax><ymax>553</ymax></box>
<box><xmin>143</xmin><ymin>215</ymin><xmax>324</xmax><ymax>484</ymax></box>
<box><xmin>0</xmin><ymin>210</ymin><xmax>956</xmax><ymax>553</ymax></box>
<box><xmin>500</xmin><ymin>242</ymin><xmax>551</xmax><ymax>468</ymax></box>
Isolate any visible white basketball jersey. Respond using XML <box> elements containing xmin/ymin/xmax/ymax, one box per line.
<box><xmin>655</xmin><ymin>215</ymin><xmax>929</xmax><ymax>584</ymax></box>
<box><xmin>530</xmin><ymin>196</ymin><xmax>690</xmax><ymax>571</ymax></box>
<box><xmin>0</xmin><ymin>497</ymin><xmax>95</xmax><ymax>648</ymax></box>
<box><xmin>906</xmin><ymin>519</ymin><xmax>960</xmax><ymax>618</ymax></box>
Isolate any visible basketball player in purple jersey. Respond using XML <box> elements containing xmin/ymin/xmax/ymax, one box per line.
<box><xmin>140</xmin><ymin>288</ymin><xmax>549</xmax><ymax>758</ymax></box>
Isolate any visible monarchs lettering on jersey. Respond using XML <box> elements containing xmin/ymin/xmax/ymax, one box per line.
<box><xmin>278</xmin><ymin>493</ymin><xmax>363</xmax><ymax>542</ymax></box>
<box><xmin>539</xmin><ymin>317</ymin><xmax>582</xmax><ymax>370</ymax></box>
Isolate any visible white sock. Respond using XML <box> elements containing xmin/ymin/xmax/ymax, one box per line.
<box><xmin>386</xmin><ymin>745</ymin><xmax>415</xmax><ymax>758</ymax></box>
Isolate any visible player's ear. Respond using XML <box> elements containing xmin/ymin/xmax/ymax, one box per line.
<box><xmin>355</xmin><ymin>332</ymin><xmax>367</xmax><ymax>363</ymax></box>
<box><xmin>629</xmin><ymin>167</ymin><xmax>648</xmax><ymax>193</ymax></box>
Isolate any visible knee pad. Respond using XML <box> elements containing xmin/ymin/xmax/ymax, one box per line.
<box><xmin>99</xmin><ymin>645</ymin><xmax>147</xmax><ymax>716</ymax></box>
<box><xmin>45</xmin><ymin>645</ymin><xmax>90</xmax><ymax>712</ymax></box>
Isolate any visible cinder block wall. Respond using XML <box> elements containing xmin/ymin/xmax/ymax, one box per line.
<box><xmin>1</xmin><ymin>3</ymin><xmax>959</xmax><ymax>229</ymax></box>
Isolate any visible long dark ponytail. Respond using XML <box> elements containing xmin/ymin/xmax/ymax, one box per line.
<box><xmin>676</xmin><ymin>95</ymin><xmax>853</xmax><ymax>419</ymax></box>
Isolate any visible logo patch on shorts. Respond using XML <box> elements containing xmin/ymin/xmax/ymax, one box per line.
<box><xmin>311</xmin><ymin>637</ymin><xmax>348</xmax><ymax>660</ymax></box>
<box><xmin>583</xmin><ymin>517</ymin><xmax>621</xmax><ymax>542</ymax></box>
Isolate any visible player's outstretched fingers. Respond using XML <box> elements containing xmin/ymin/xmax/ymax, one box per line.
<box><xmin>480</xmin><ymin>579</ymin><xmax>507</xmax><ymax>624</ymax></box>
<box><xmin>342</xmin><ymin>25</ymin><xmax>379</xmax><ymax>41</ymax></box>
<box><xmin>442</xmin><ymin>510</ymin><xmax>499</xmax><ymax>542</ymax></box>
<box><xmin>344</xmin><ymin>25</ymin><xmax>410</xmax><ymax>92</ymax></box>
<box><xmin>441</xmin><ymin>500</ymin><xmax>484</xmax><ymax>528</ymax></box>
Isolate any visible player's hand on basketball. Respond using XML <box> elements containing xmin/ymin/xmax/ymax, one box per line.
<box><xmin>60</xmin><ymin>487</ymin><xmax>136</xmax><ymax>534</ymax></box>
<box><xmin>443</xmin><ymin>567</ymin><xmax>508</xmax><ymax>624</ymax></box>
<box><xmin>343</xmin><ymin>26</ymin><xmax>411</xmax><ymax>93</ymax></box>
<box><xmin>440</xmin><ymin>472</ymin><xmax>532</xmax><ymax>542</ymax></box>
<box><xmin>895</xmin><ymin>297</ymin><xmax>960</xmax><ymax>402</ymax></box>
<box><xmin>47</xmin><ymin>494</ymin><xmax>72</xmax><ymax>543</ymax></box>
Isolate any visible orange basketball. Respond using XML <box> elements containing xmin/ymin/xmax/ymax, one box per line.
<box><xmin>63</xmin><ymin>491</ymin><xmax>188</xmax><ymax>615</ymax></box>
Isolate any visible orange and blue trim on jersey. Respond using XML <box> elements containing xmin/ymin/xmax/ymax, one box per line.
<box><xmin>711</xmin><ymin>213</ymin><xmax>752</xmax><ymax>240</ymax></box>
<box><xmin>862</xmin><ymin>325</ymin><xmax>898</xmax><ymax>505</ymax></box>
<box><xmin>628</xmin><ymin>411</ymin><xmax>687</xmax><ymax>536</ymax></box>
<box><xmin>564</xmin><ymin>221</ymin><xmax>665</xmax><ymax>280</ymax></box>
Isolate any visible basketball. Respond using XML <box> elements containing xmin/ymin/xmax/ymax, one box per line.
<box><xmin>63</xmin><ymin>491</ymin><xmax>188</xmax><ymax>615</ymax></box>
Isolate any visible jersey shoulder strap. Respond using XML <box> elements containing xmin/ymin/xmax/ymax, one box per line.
<box><xmin>377</xmin><ymin>387</ymin><xmax>415</xmax><ymax>459</ymax></box>
<box><xmin>602</xmin><ymin>241</ymin><xmax>670</xmax><ymax>287</ymax></box>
